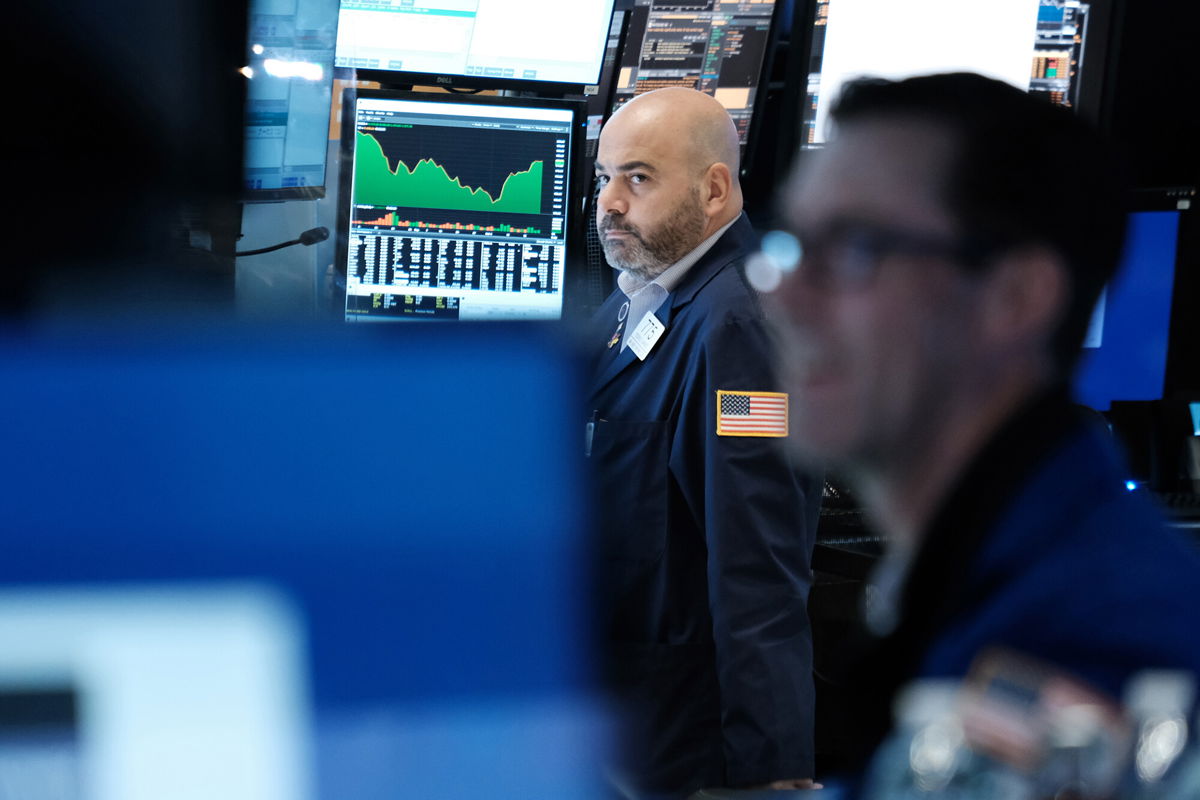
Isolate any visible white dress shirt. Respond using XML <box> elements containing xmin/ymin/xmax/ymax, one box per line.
<box><xmin>614</xmin><ymin>217</ymin><xmax>739</xmax><ymax>351</ymax></box>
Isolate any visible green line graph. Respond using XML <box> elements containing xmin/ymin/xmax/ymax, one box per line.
<box><xmin>355</xmin><ymin>131</ymin><xmax>543</xmax><ymax>214</ymax></box>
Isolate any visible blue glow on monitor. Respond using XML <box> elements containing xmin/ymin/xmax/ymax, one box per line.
<box><xmin>0</xmin><ymin>324</ymin><xmax>591</xmax><ymax>704</ymax></box>
<box><xmin>1073</xmin><ymin>210</ymin><xmax>1180</xmax><ymax>411</ymax></box>
<box><xmin>0</xmin><ymin>323</ymin><xmax>605</xmax><ymax>798</ymax></box>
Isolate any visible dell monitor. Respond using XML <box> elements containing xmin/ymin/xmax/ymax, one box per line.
<box><xmin>337</xmin><ymin>90</ymin><xmax>584</xmax><ymax>321</ymax></box>
<box><xmin>334</xmin><ymin>0</ymin><xmax>618</xmax><ymax>93</ymax></box>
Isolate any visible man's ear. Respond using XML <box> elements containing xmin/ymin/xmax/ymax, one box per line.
<box><xmin>978</xmin><ymin>246</ymin><xmax>1069</xmax><ymax>353</ymax></box>
<box><xmin>701</xmin><ymin>162</ymin><xmax>734</xmax><ymax>215</ymax></box>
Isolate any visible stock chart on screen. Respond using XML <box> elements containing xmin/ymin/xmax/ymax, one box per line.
<box><xmin>342</xmin><ymin>92</ymin><xmax>577</xmax><ymax>321</ymax></box>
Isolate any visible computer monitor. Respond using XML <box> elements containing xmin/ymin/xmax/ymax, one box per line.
<box><xmin>337</xmin><ymin>90</ymin><xmax>584</xmax><ymax>322</ymax></box>
<box><xmin>1073</xmin><ymin>210</ymin><xmax>1181</xmax><ymax>411</ymax></box>
<box><xmin>610</xmin><ymin>0</ymin><xmax>781</xmax><ymax>150</ymax></box>
<box><xmin>0</xmin><ymin>322</ymin><xmax>601</xmax><ymax>799</ymax></box>
<box><xmin>333</xmin><ymin>0</ymin><xmax>618</xmax><ymax>93</ymax></box>
<box><xmin>584</xmin><ymin>8</ymin><xmax>631</xmax><ymax>161</ymax></box>
<box><xmin>243</xmin><ymin>0</ymin><xmax>340</xmax><ymax>200</ymax></box>
<box><xmin>796</xmin><ymin>0</ymin><xmax>1112</xmax><ymax>148</ymax></box>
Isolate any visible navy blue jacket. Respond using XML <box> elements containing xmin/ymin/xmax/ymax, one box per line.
<box><xmin>838</xmin><ymin>392</ymin><xmax>1200</xmax><ymax>772</ymax></box>
<box><xmin>587</xmin><ymin>214</ymin><xmax>819</xmax><ymax>794</ymax></box>
<box><xmin>917</xmin><ymin>403</ymin><xmax>1200</xmax><ymax>690</ymax></box>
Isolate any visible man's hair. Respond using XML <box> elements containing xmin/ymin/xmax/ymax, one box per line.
<box><xmin>830</xmin><ymin>72</ymin><xmax>1129</xmax><ymax>373</ymax></box>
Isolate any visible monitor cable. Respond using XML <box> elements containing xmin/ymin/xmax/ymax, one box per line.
<box><xmin>236</xmin><ymin>226</ymin><xmax>329</xmax><ymax>257</ymax></box>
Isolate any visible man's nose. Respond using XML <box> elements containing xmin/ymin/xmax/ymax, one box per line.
<box><xmin>596</xmin><ymin>180</ymin><xmax>628</xmax><ymax>217</ymax></box>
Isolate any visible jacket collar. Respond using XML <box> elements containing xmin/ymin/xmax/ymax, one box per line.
<box><xmin>590</xmin><ymin>213</ymin><xmax>756</xmax><ymax>394</ymax></box>
<box><xmin>661</xmin><ymin>212</ymin><xmax>755</xmax><ymax>324</ymax></box>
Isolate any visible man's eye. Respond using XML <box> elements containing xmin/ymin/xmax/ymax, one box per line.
<box><xmin>595</xmin><ymin>174</ymin><xmax>609</xmax><ymax>186</ymax></box>
<box><xmin>630</xmin><ymin>174</ymin><xmax>648</xmax><ymax>184</ymax></box>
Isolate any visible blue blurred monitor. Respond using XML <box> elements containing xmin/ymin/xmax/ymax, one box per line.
<box><xmin>1073</xmin><ymin>210</ymin><xmax>1181</xmax><ymax>412</ymax></box>
<box><xmin>243</xmin><ymin>0</ymin><xmax>340</xmax><ymax>200</ymax></box>
<box><xmin>0</xmin><ymin>323</ymin><xmax>600</xmax><ymax>798</ymax></box>
<box><xmin>337</xmin><ymin>90</ymin><xmax>584</xmax><ymax>321</ymax></box>
<box><xmin>334</xmin><ymin>0</ymin><xmax>617</xmax><ymax>94</ymax></box>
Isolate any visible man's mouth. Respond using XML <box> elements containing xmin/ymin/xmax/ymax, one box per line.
<box><xmin>599</xmin><ymin>218</ymin><xmax>640</xmax><ymax>241</ymax></box>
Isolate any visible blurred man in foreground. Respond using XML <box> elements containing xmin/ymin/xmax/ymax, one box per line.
<box><xmin>589</xmin><ymin>87</ymin><xmax>819</xmax><ymax>795</ymax></box>
<box><xmin>767</xmin><ymin>72</ymin><xmax>1200</xmax><ymax>763</ymax></box>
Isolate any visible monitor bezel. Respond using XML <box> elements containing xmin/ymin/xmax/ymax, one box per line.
<box><xmin>243</xmin><ymin>183</ymin><xmax>328</xmax><ymax>204</ymax></box>
<box><xmin>334</xmin><ymin>88</ymin><xmax>589</xmax><ymax>322</ymax></box>
<box><xmin>733</xmin><ymin>0</ymin><xmax>786</xmax><ymax>187</ymax></box>
<box><xmin>332</xmin><ymin>67</ymin><xmax>599</xmax><ymax>98</ymax></box>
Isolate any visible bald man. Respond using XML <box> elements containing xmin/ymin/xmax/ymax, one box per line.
<box><xmin>587</xmin><ymin>88</ymin><xmax>819</xmax><ymax>795</ymax></box>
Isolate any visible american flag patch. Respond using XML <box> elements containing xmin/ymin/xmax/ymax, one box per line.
<box><xmin>716</xmin><ymin>390</ymin><xmax>788</xmax><ymax>437</ymax></box>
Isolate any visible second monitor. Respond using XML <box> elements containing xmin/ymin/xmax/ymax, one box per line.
<box><xmin>611</xmin><ymin>0</ymin><xmax>780</xmax><ymax>148</ymax></box>
<box><xmin>338</xmin><ymin>90</ymin><xmax>584</xmax><ymax>321</ymax></box>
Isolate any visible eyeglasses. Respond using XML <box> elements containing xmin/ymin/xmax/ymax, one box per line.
<box><xmin>749</xmin><ymin>220</ymin><xmax>990</xmax><ymax>292</ymax></box>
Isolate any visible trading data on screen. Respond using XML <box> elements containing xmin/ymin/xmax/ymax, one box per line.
<box><xmin>611</xmin><ymin>0</ymin><xmax>777</xmax><ymax>145</ymax></box>
<box><xmin>343</xmin><ymin>96</ymin><xmax>574</xmax><ymax>321</ymax></box>
<box><xmin>799</xmin><ymin>0</ymin><xmax>1096</xmax><ymax>148</ymax></box>
<box><xmin>335</xmin><ymin>0</ymin><xmax>615</xmax><ymax>87</ymax></box>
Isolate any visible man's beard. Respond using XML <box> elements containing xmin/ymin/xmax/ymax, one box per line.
<box><xmin>598</xmin><ymin>188</ymin><xmax>707</xmax><ymax>281</ymax></box>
